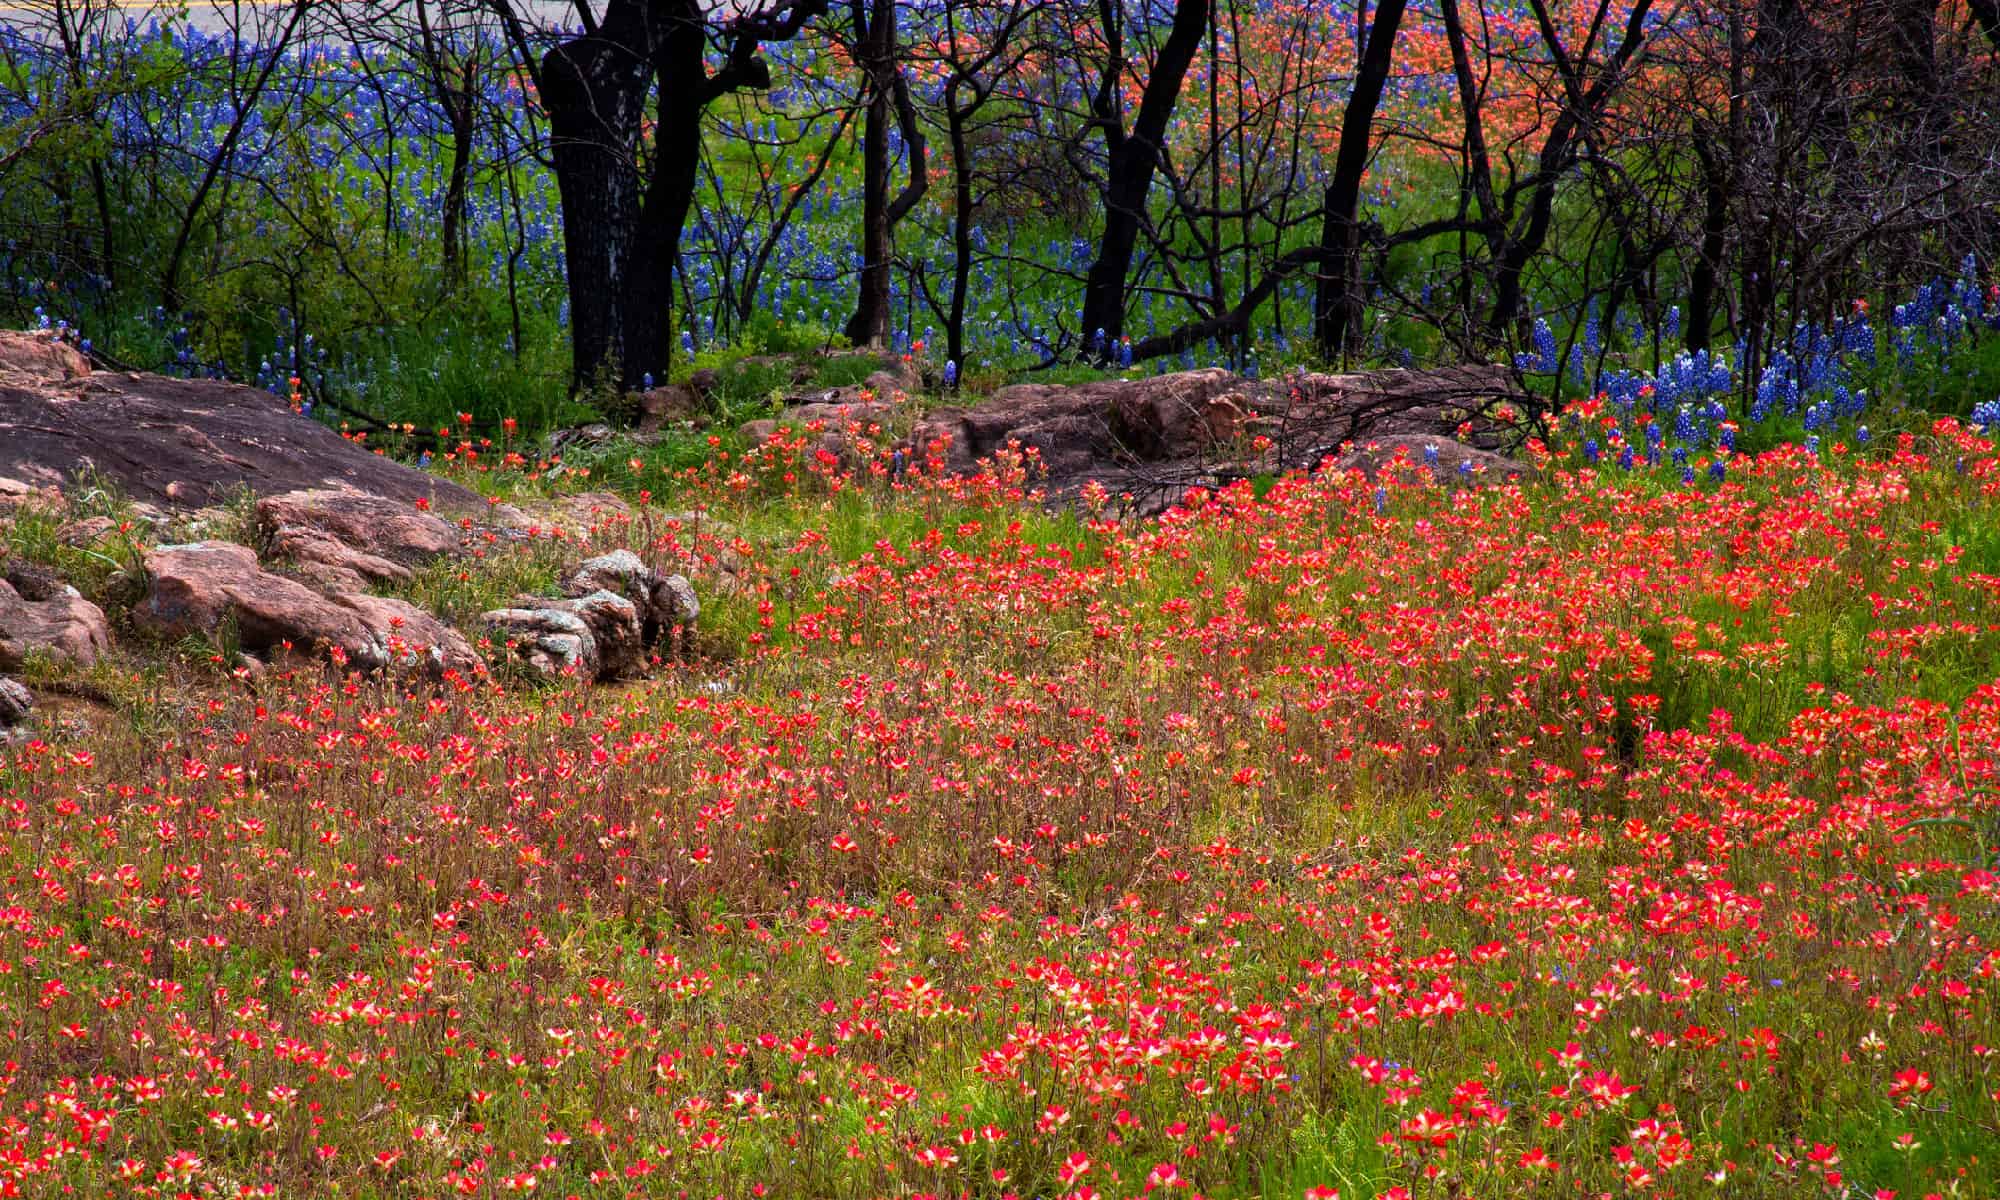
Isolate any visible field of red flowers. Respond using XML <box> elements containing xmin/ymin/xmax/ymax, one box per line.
<box><xmin>4</xmin><ymin>421</ymin><xmax>2000</xmax><ymax>1199</ymax></box>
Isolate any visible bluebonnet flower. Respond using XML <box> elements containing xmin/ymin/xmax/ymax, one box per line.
<box><xmin>942</xmin><ymin>360</ymin><xmax>958</xmax><ymax>388</ymax></box>
<box><xmin>1515</xmin><ymin>318</ymin><xmax>1560</xmax><ymax>373</ymax></box>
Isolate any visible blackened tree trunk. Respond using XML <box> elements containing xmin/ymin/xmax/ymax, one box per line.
<box><xmin>1312</xmin><ymin>0</ymin><xmax>1406</xmax><ymax>361</ymax></box>
<box><xmin>932</xmin><ymin>0</ymin><xmax>1030</xmax><ymax>372</ymax></box>
<box><xmin>1686</xmin><ymin>137</ymin><xmax>1730</xmax><ymax>353</ymax></box>
<box><xmin>1884</xmin><ymin>0</ymin><xmax>1938</xmax><ymax>125</ymax></box>
<box><xmin>541</xmin><ymin>8</ymin><xmax>656</xmax><ymax>392</ymax></box>
<box><xmin>1488</xmin><ymin>0</ymin><xmax>1653</xmax><ymax>338</ymax></box>
<box><xmin>627</xmin><ymin>22</ymin><xmax>711</xmax><ymax>386</ymax></box>
<box><xmin>1077</xmin><ymin>0</ymin><xmax>1209</xmax><ymax>354</ymax></box>
<box><xmin>845</xmin><ymin>0</ymin><xmax>895</xmax><ymax>346</ymax></box>
<box><xmin>946</xmin><ymin>90</ymin><xmax>977</xmax><ymax>369</ymax></box>
<box><xmin>1736</xmin><ymin>0</ymin><xmax>1806</xmax><ymax>384</ymax></box>
<box><xmin>438</xmin><ymin>83</ymin><xmax>477</xmax><ymax>288</ymax></box>
<box><xmin>843</xmin><ymin>0</ymin><xmax>927</xmax><ymax>347</ymax></box>
<box><xmin>1437</xmin><ymin>0</ymin><xmax>1502</xmax><ymax>331</ymax></box>
<box><xmin>412</xmin><ymin>0</ymin><xmax>480</xmax><ymax>290</ymax></box>
<box><xmin>530</xmin><ymin>0</ymin><xmax>824</xmax><ymax>393</ymax></box>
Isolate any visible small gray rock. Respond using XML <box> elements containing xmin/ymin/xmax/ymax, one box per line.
<box><xmin>0</xmin><ymin>677</ymin><xmax>32</xmax><ymax>726</ymax></box>
<box><xmin>564</xmin><ymin>552</ymin><xmax>697</xmax><ymax>652</ymax></box>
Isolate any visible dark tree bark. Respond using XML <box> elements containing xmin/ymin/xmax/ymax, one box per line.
<box><xmin>161</xmin><ymin>2</ymin><xmax>309</xmax><ymax>310</ymax></box>
<box><xmin>1437</xmin><ymin>0</ymin><xmax>1503</xmax><ymax>332</ymax></box>
<box><xmin>412</xmin><ymin>0</ymin><xmax>482</xmax><ymax>289</ymax></box>
<box><xmin>1735</xmin><ymin>0</ymin><xmax>1807</xmax><ymax>382</ymax></box>
<box><xmin>1312</xmin><ymin>0</ymin><xmax>1406</xmax><ymax>361</ymax></box>
<box><xmin>926</xmin><ymin>0</ymin><xmax>1039</xmax><ymax>371</ymax></box>
<box><xmin>540</xmin><ymin>7</ymin><xmax>657</xmax><ymax>392</ymax></box>
<box><xmin>1077</xmin><ymin>0</ymin><xmax>1209</xmax><ymax>353</ymax></box>
<box><xmin>945</xmin><ymin>92</ymin><xmax>976</xmax><ymax>369</ymax></box>
<box><xmin>1685</xmin><ymin>136</ymin><xmax>1730</xmax><ymax>353</ymax></box>
<box><xmin>1488</xmin><ymin>0</ymin><xmax>1654</xmax><ymax>338</ymax></box>
<box><xmin>844</xmin><ymin>0</ymin><xmax>895</xmax><ymax>346</ymax></box>
<box><xmin>527</xmin><ymin>0</ymin><xmax>824</xmax><ymax>393</ymax></box>
<box><xmin>842</xmin><ymin>0</ymin><xmax>928</xmax><ymax>348</ymax></box>
<box><xmin>1884</xmin><ymin>0</ymin><xmax>1939</xmax><ymax>121</ymax></box>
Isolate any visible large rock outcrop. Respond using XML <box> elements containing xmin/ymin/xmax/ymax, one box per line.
<box><xmin>135</xmin><ymin>542</ymin><xmax>480</xmax><ymax>677</ymax></box>
<box><xmin>1327</xmin><ymin>434</ymin><xmax>1530</xmax><ymax>488</ymax></box>
<box><xmin>256</xmin><ymin>487</ymin><xmax>463</xmax><ymax>592</ymax></box>
<box><xmin>0</xmin><ymin>330</ymin><xmax>481</xmax><ymax>513</ymax></box>
<box><xmin>742</xmin><ymin>362</ymin><xmax>1530</xmax><ymax>514</ymax></box>
<box><xmin>329</xmin><ymin>592</ymin><xmax>485</xmax><ymax>679</ymax></box>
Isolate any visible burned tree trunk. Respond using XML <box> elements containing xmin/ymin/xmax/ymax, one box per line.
<box><xmin>1312</xmin><ymin>0</ymin><xmax>1406</xmax><ymax>362</ymax></box>
<box><xmin>843</xmin><ymin>0</ymin><xmax>928</xmax><ymax>348</ymax></box>
<box><xmin>541</xmin><ymin>7</ymin><xmax>659</xmax><ymax>391</ymax></box>
<box><xmin>1077</xmin><ymin>0</ymin><xmax>1209</xmax><ymax>354</ymax></box>
<box><xmin>528</xmin><ymin>0</ymin><xmax>824</xmax><ymax>393</ymax></box>
<box><xmin>844</xmin><ymin>0</ymin><xmax>896</xmax><ymax>346</ymax></box>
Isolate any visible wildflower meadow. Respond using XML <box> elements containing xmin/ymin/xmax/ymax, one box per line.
<box><xmin>5</xmin><ymin>1</ymin><xmax>2000</xmax><ymax>1197</ymax></box>
<box><xmin>3</xmin><ymin>399</ymin><xmax>2000</xmax><ymax>1198</ymax></box>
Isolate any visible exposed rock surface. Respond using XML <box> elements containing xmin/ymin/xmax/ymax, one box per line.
<box><xmin>482</xmin><ymin>590</ymin><xmax>644</xmax><ymax>682</ymax></box>
<box><xmin>0</xmin><ymin>677</ymin><xmax>34</xmax><ymax>726</ymax></box>
<box><xmin>479</xmin><ymin>550</ymin><xmax>701</xmax><ymax>683</ymax></box>
<box><xmin>481</xmin><ymin>605</ymin><xmax>597</xmax><ymax>678</ymax></box>
<box><xmin>332</xmin><ymin>592</ymin><xmax>484</xmax><ymax>679</ymax></box>
<box><xmin>135</xmin><ymin>542</ymin><xmax>479</xmax><ymax>677</ymax></box>
<box><xmin>634</xmin><ymin>367</ymin><xmax>717</xmax><ymax>433</ymax></box>
<box><xmin>137</xmin><ymin>541</ymin><xmax>370</xmax><ymax>662</ymax></box>
<box><xmin>3</xmin><ymin>559</ymin><xmax>70</xmax><ymax>603</ymax></box>
<box><xmin>257</xmin><ymin>487</ymin><xmax>462</xmax><ymax>592</ymax></box>
<box><xmin>57</xmin><ymin>516</ymin><xmax>121</xmax><ymax>548</ymax></box>
<box><xmin>741</xmin><ymin>362</ymin><xmax>1529</xmax><ymax>514</ymax></box>
<box><xmin>0</xmin><ymin>330</ymin><xmax>482</xmax><ymax>513</ymax></box>
<box><xmin>0</xmin><ymin>576</ymin><xmax>112</xmax><ymax>670</ymax></box>
<box><xmin>565</xmin><ymin>550</ymin><xmax>699</xmax><ymax>648</ymax></box>
<box><xmin>1327</xmin><ymin>435</ymin><xmax>1528</xmax><ymax>488</ymax></box>
<box><xmin>0</xmin><ymin>330</ymin><xmax>90</xmax><ymax>384</ymax></box>
<box><xmin>0</xmin><ymin>476</ymin><xmax>63</xmax><ymax>514</ymax></box>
